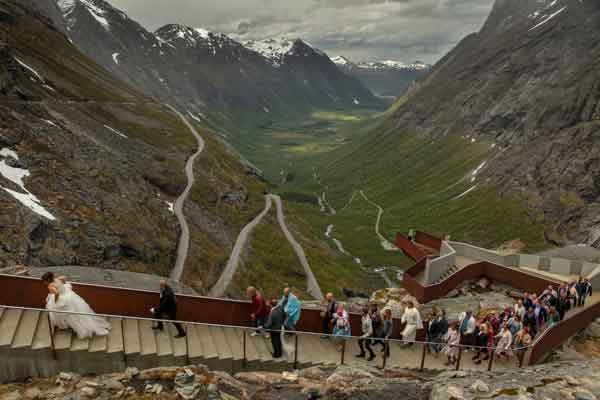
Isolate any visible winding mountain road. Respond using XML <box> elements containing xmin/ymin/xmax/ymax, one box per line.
<box><xmin>359</xmin><ymin>190</ymin><xmax>398</xmax><ymax>251</ymax></box>
<box><xmin>166</xmin><ymin>105</ymin><xmax>206</xmax><ymax>282</ymax></box>
<box><xmin>270</xmin><ymin>194</ymin><xmax>324</xmax><ymax>300</ymax></box>
<box><xmin>208</xmin><ymin>195</ymin><xmax>273</xmax><ymax>297</ymax></box>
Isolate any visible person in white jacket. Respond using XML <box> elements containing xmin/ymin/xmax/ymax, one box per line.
<box><xmin>458</xmin><ymin>310</ymin><xmax>476</xmax><ymax>347</ymax></box>
<box><xmin>356</xmin><ymin>307</ymin><xmax>375</xmax><ymax>360</ymax></box>
<box><xmin>401</xmin><ymin>301</ymin><xmax>423</xmax><ymax>346</ymax></box>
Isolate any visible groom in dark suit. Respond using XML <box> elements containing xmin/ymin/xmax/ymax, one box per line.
<box><xmin>151</xmin><ymin>279</ymin><xmax>186</xmax><ymax>338</ymax></box>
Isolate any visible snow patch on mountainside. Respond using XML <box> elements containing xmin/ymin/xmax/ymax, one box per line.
<box><xmin>14</xmin><ymin>57</ymin><xmax>44</xmax><ymax>82</ymax></box>
<box><xmin>331</xmin><ymin>56</ymin><xmax>350</xmax><ymax>66</ymax></box>
<box><xmin>244</xmin><ymin>38</ymin><xmax>295</xmax><ymax>67</ymax></box>
<box><xmin>0</xmin><ymin>148</ymin><xmax>56</xmax><ymax>221</ymax></box>
<box><xmin>530</xmin><ymin>6</ymin><xmax>567</xmax><ymax>30</ymax></box>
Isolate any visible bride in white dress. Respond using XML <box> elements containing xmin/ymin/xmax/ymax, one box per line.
<box><xmin>42</xmin><ymin>272</ymin><xmax>111</xmax><ymax>339</ymax></box>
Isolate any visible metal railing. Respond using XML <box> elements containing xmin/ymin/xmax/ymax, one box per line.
<box><xmin>0</xmin><ymin>304</ymin><xmax>532</xmax><ymax>372</ymax></box>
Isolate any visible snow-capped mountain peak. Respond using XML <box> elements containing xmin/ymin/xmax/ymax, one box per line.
<box><xmin>243</xmin><ymin>38</ymin><xmax>296</xmax><ymax>67</ymax></box>
<box><xmin>58</xmin><ymin>0</ymin><xmax>114</xmax><ymax>30</ymax></box>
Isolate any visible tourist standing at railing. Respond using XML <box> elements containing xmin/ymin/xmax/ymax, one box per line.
<box><xmin>247</xmin><ymin>287</ymin><xmax>270</xmax><ymax>337</ymax></box>
<box><xmin>523</xmin><ymin>307</ymin><xmax>537</xmax><ymax>337</ymax></box>
<box><xmin>356</xmin><ymin>307</ymin><xmax>375</xmax><ymax>361</ymax></box>
<box><xmin>514</xmin><ymin>325</ymin><xmax>532</xmax><ymax>361</ymax></box>
<box><xmin>472</xmin><ymin>322</ymin><xmax>491</xmax><ymax>365</ymax></box>
<box><xmin>569</xmin><ymin>281</ymin><xmax>580</xmax><ymax>308</ymax></box>
<box><xmin>442</xmin><ymin>322</ymin><xmax>460</xmax><ymax>366</ymax></box>
<box><xmin>523</xmin><ymin>292</ymin><xmax>533</xmax><ymax>311</ymax></box>
<box><xmin>556</xmin><ymin>291</ymin><xmax>571</xmax><ymax>321</ymax></box>
<box><xmin>514</xmin><ymin>299</ymin><xmax>526</xmax><ymax>320</ymax></box>
<box><xmin>374</xmin><ymin>308</ymin><xmax>393</xmax><ymax>358</ymax></box>
<box><xmin>370</xmin><ymin>303</ymin><xmax>382</xmax><ymax>339</ymax></box>
<box><xmin>401</xmin><ymin>301</ymin><xmax>422</xmax><ymax>347</ymax></box>
<box><xmin>533</xmin><ymin>300</ymin><xmax>547</xmax><ymax>331</ymax></box>
<box><xmin>582</xmin><ymin>278</ymin><xmax>593</xmax><ymax>306</ymax></box>
<box><xmin>458</xmin><ymin>310</ymin><xmax>476</xmax><ymax>348</ymax></box>
<box><xmin>262</xmin><ymin>299</ymin><xmax>285</xmax><ymax>358</ymax></box>
<box><xmin>577</xmin><ymin>278</ymin><xmax>589</xmax><ymax>307</ymax></box>
<box><xmin>279</xmin><ymin>286</ymin><xmax>301</xmax><ymax>332</ymax></box>
<box><xmin>547</xmin><ymin>307</ymin><xmax>560</xmax><ymax>327</ymax></box>
<box><xmin>151</xmin><ymin>279</ymin><xmax>186</xmax><ymax>339</ymax></box>
<box><xmin>332</xmin><ymin>304</ymin><xmax>351</xmax><ymax>352</ymax></box>
<box><xmin>427</xmin><ymin>308</ymin><xmax>448</xmax><ymax>354</ymax></box>
<box><xmin>320</xmin><ymin>292</ymin><xmax>337</xmax><ymax>339</ymax></box>
<box><xmin>494</xmin><ymin>324</ymin><xmax>513</xmax><ymax>361</ymax></box>
<box><xmin>507</xmin><ymin>315</ymin><xmax>522</xmax><ymax>337</ymax></box>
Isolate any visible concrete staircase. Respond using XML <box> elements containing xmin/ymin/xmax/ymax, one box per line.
<box><xmin>433</xmin><ymin>265</ymin><xmax>460</xmax><ymax>284</ymax></box>
<box><xmin>0</xmin><ymin>307</ymin><xmax>526</xmax><ymax>383</ymax></box>
<box><xmin>0</xmin><ymin>307</ymin><xmax>339</xmax><ymax>382</ymax></box>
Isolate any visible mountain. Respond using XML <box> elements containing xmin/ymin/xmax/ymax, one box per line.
<box><xmin>55</xmin><ymin>0</ymin><xmax>381</xmax><ymax>119</ymax></box>
<box><xmin>331</xmin><ymin>55</ymin><xmax>431</xmax><ymax>98</ymax></box>
<box><xmin>313</xmin><ymin>0</ymin><xmax>600</xmax><ymax>249</ymax></box>
<box><xmin>0</xmin><ymin>0</ymin><xmax>271</xmax><ymax>290</ymax></box>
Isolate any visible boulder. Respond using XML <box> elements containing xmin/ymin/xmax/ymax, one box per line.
<box><xmin>469</xmin><ymin>380</ymin><xmax>490</xmax><ymax>393</ymax></box>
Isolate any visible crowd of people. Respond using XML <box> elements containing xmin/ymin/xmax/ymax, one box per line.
<box><xmin>247</xmin><ymin>277</ymin><xmax>592</xmax><ymax>364</ymax></box>
<box><xmin>426</xmin><ymin>278</ymin><xmax>592</xmax><ymax>366</ymax></box>
<box><xmin>42</xmin><ymin>270</ymin><xmax>592</xmax><ymax>367</ymax></box>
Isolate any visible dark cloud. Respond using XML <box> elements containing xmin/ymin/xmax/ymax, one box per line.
<box><xmin>109</xmin><ymin>0</ymin><xmax>495</xmax><ymax>63</ymax></box>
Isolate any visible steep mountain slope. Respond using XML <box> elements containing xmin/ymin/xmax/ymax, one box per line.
<box><xmin>0</xmin><ymin>0</ymin><xmax>269</xmax><ymax>291</ymax></box>
<box><xmin>331</xmin><ymin>56</ymin><xmax>431</xmax><ymax>98</ymax></box>
<box><xmin>312</xmin><ymin>0</ymin><xmax>600</xmax><ymax>250</ymax></box>
<box><xmin>54</xmin><ymin>0</ymin><xmax>380</xmax><ymax>118</ymax></box>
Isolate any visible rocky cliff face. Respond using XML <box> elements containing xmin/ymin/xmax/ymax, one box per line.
<box><xmin>54</xmin><ymin>0</ymin><xmax>380</xmax><ymax>118</ymax></box>
<box><xmin>0</xmin><ymin>0</ymin><xmax>267</xmax><ymax>290</ymax></box>
<box><xmin>388</xmin><ymin>0</ymin><xmax>600</xmax><ymax>244</ymax></box>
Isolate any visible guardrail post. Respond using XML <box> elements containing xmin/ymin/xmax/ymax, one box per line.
<box><xmin>293</xmin><ymin>334</ymin><xmax>299</xmax><ymax>369</ymax></box>
<box><xmin>185</xmin><ymin>324</ymin><xmax>190</xmax><ymax>365</ymax></box>
<box><xmin>341</xmin><ymin>339</ymin><xmax>346</xmax><ymax>365</ymax></box>
<box><xmin>242</xmin><ymin>329</ymin><xmax>247</xmax><ymax>369</ymax></box>
<box><xmin>487</xmin><ymin>350</ymin><xmax>494</xmax><ymax>372</ymax></box>
<box><xmin>455</xmin><ymin>348</ymin><xmax>462</xmax><ymax>371</ymax></box>
<box><xmin>47</xmin><ymin>312</ymin><xmax>57</xmax><ymax>361</ymax></box>
<box><xmin>120</xmin><ymin>318</ymin><xmax>127</xmax><ymax>366</ymax></box>
<box><xmin>420</xmin><ymin>343</ymin><xmax>426</xmax><ymax>371</ymax></box>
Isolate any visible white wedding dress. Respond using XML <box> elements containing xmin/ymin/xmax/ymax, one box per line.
<box><xmin>46</xmin><ymin>279</ymin><xmax>111</xmax><ymax>339</ymax></box>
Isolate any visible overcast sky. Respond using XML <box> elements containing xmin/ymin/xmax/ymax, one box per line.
<box><xmin>109</xmin><ymin>0</ymin><xmax>495</xmax><ymax>63</ymax></box>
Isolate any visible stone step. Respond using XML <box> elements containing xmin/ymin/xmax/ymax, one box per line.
<box><xmin>31</xmin><ymin>312</ymin><xmax>52</xmax><ymax>351</ymax></box>
<box><xmin>196</xmin><ymin>325</ymin><xmax>219</xmax><ymax>361</ymax></box>
<box><xmin>70</xmin><ymin>335</ymin><xmax>90</xmax><ymax>352</ymax></box>
<box><xmin>209</xmin><ymin>326</ymin><xmax>232</xmax><ymax>361</ymax></box>
<box><xmin>139</xmin><ymin>320</ymin><xmax>157</xmax><ymax>356</ymax></box>
<box><xmin>234</xmin><ymin>329</ymin><xmax>260</xmax><ymax>362</ymax></box>
<box><xmin>186</xmin><ymin>324</ymin><xmax>204</xmax><ymax>360</ymax></box>
<box><xmin>169</xmin><ymin>324</ymin><xmax>187</xmax><ymax>359</ymax></box>
<box><xmin>53</xmin><ymin>329</ymin><xmax>72</xmax><ymax>351</ymax></box>
<box><xmin>88</xmin><ymin>330</ymin><xmax>108</xmax><ymax>353</ymax></box>
<box><xmin>12</xmin><ymin>310</ymin><xmax>40</xmax><ymax>349</ymax></box>
<box><xmin>0</xmin><ymin>309</ymin><xmax>23</xmax><ymax>347</ymax></box>
<box><xmin>154</xmin><ymin>324</ymin><xmax>174</xmax><ymax>358</ymax></box>
<box><xmin>222</xmin><ymin>326</ymin><xmax>244</xmax><ymax>361</ymax></box>
<box><xmin>106</xmin><ymin>318</ymin><xmax>124</xmax><ymax>354</ymax></box>
<box><xmin>122</xmin><ymin>319</ymin><xmax>141</xmax><ymax>356</ymax></box>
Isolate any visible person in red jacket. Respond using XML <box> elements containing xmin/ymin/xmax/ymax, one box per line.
<box><xmin>247</xmin><ymin>286</ymin><xmax>270</xmax><ymax>336</ymax></box>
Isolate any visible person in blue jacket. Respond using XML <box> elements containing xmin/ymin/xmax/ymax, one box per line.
<box><xmin>279</xmin><ymin>286</ymin><xmax>302</xmax><ymax>331</ymax></box>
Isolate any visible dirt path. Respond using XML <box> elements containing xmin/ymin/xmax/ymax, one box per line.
<box><xmin>208</xmin><ymin>196</ymin><xmax>273</xmax><ymax>297</ymax></box>
<box><xmin>166</xmin><ymin>105</ymin><xmax>206</xmax><ymax>282</ymax></box>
